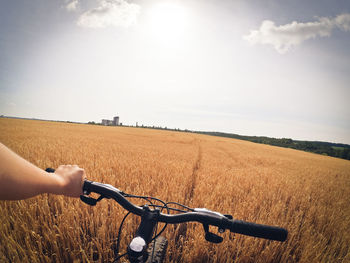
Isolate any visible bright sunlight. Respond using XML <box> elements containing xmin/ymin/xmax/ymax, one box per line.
<box><xmin>147</xmin><ymin>2</ymin><xmax>189</xmax><ymax>46</ymax></box>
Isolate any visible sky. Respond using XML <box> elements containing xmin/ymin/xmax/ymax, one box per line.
<box><xmin>0</xmin><ymin>0</ymin><xmax>350</xmax><ymax>144</ymax></box>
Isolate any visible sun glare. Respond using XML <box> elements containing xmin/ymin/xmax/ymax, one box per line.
<box><xmin>147</xmin><ymin>2</ymin><xmax>189</xmax><ymax>46</ymax></box>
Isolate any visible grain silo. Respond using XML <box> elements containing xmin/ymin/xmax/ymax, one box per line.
<box><xmin>113</xmin><ymin>116</ymin><xmax>119</xmax><ymax>126</ymax></box>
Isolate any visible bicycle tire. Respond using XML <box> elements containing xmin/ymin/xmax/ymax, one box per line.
<box><xmin>145</xmin><ymin>236</ymin><xmax>168</xmax><ymax>263</ymax></box>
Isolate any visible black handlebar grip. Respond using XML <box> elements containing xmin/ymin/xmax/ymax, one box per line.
<box><xmin>82</xmin><ymin>179</ymin><xmax>92</xmax><ymax>193</ymax></box>
<box><xmin>230</xmin><ymin>220</ymin><xmax>288</xmax><ymax>242</ymax></box>
<box><xmin>45</xmin><ymin>168</ymin><xmax>55</xmax><ymax>173</ymax></box>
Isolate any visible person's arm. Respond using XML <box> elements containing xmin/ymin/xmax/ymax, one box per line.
<box><xmin>0</xmin><ymin>143</ymin><xmax>85</xmax><ymax>200</ymax></box>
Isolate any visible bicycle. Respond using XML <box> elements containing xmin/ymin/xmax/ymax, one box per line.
<box><xmin>80</xmin><ymin>179</ymin><xmax>288</xmax><ymax>263</ymax></box>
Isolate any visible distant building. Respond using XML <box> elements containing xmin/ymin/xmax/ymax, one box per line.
<box><xmin>101</xmin><ymin>116</ymin><xmax>120</xmax><ymax>126</ymax></box>
<box><xmin>113</xmin><ymin>116</ymin><xmax>119</xmax><ymax>126</ymax></box>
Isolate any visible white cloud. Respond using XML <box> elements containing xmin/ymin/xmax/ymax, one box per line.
<box><xmin>65</xmin><ymin>0</ymin><xmax>79</xmax><ymax>12</ymax></box>
<box><xmin>77</xmin><ymin>0</ymin><xmax>140</xmax><ymax>28</ymax></box>
<box><xmin>244</xmin><ymin>13</ymin><xmax>350</xmax><ymax>54</ymax></box>
<box><xmin>334</xmin><ymin>13</ymin><xmax>350</xmax><ymax>31</ymax></box>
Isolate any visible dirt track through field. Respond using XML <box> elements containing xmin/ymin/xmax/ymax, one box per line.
<box><xmin>184</xmin><ymin>139</ymin><xmax>202</xmax><ymax>204</ymax></box>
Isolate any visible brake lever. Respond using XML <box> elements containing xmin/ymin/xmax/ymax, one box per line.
<box><xmin>202</xmin><ymin>224</ymin><xmax>223</xmax><ymax>243</ymax></box>
<box><xmin>194</xmin><ymin>208</ymin><xmax>234</xmax><ymax>243</ymax></box>
<box><xmin>80</xmin><ymin>195</ymin><xmax>105</xmax><ymax>206</ymax></box>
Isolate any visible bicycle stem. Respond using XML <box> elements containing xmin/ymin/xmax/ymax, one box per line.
<box><xmin>127</xmin><ymin>206</ymin><xmax>160</xmax><ymax>263</ymax></box>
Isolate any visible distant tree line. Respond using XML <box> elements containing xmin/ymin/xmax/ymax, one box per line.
<box><xmin>196</xmin><ymin>132</ymin><xmax>350</xmax><ymax>161</ymax></box>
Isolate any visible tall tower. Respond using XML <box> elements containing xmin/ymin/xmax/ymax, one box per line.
<box><xmin>113</xmin><ymin>116</ymin><xmax>119</xmax><ymax>126</ymax></box>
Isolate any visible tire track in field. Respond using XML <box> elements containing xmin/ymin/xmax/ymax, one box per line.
<box><xmin>184</xmin><ymin>140</ymin><xmax>202</xmax><ymax>204</ymax></box>
<box><xmin>173</xmin><ymin>140</ymin><xmax>202</xmax><ymax>262</ymax></box>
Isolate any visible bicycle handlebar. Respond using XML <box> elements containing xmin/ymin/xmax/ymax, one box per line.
<box><xmin>82</xmin><ymin>180</ymin><xmax>288</xmax><ymax>242</ymax></box>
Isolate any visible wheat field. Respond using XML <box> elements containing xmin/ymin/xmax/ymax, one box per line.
<box><xmin>0</xmin><ymin>118</ymin><xmax>350</xmax><ymax>263</ymax></box>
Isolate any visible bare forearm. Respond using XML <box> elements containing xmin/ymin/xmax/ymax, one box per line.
<box><xmin>0</xmin><ymin>143</ymin><xmax>84</xmax><ymax>200</ymax></box>
<box><xmin>0</xmin><ymin>143</ymin><xmax>62</xmax><ymax>199</ymax></box>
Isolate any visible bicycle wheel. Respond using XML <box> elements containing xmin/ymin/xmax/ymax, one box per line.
<box><xmin>145</xmin><ymin>236</ymin><xmax>168</xmax><ymax>263</ymax></box>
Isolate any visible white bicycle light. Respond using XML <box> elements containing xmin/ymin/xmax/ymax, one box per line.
<box><xmin>129</xmin><ymin>237</ymin><xmax>146</xmax><ymax>252</ymax></box>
